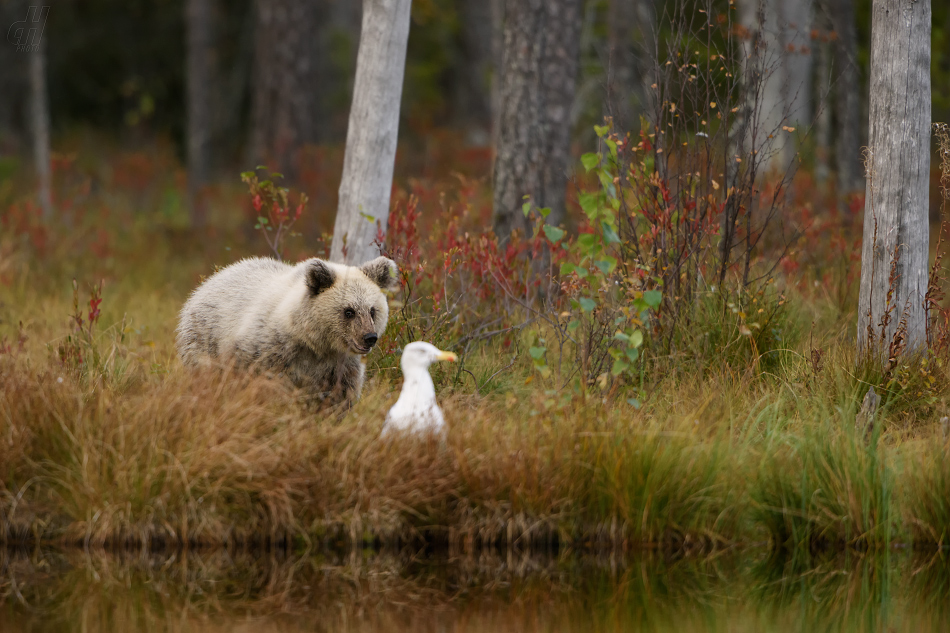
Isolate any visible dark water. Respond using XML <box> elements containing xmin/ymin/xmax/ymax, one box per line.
<box><xmin>2</xmin><ymin>547</ymin><xmax>950</xmax><ymax>632</ymax></box>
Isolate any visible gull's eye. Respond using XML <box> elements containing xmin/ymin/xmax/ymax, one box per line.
<box><xmin>344</xmin><ymin>308</ymin><xmax>356</xmax><ymax>319</ymax></box>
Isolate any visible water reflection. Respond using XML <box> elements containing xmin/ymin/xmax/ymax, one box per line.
<box><xmin>2</xmin><ymin>547</ymin><xmax>950</xmax><ymax>632</ymax></box>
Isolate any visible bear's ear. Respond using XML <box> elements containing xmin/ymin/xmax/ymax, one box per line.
<box><xmin>305</xmin><ymin>260</ymin><xmax>336</xmax><ymax>296</ymax></box>
<box><xmin>360</xmin><ymin>257</ymin><xmax>399</xmax><ymax>291</ymax></box>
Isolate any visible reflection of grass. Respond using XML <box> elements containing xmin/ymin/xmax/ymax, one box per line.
<box><xmin>3</xmin><ymin>549</ymin><xmax>950</xmax><ymax>633</ymax></box>
<box><xmin>750</xmin><ymin>550</ymin><xmax>894</xmax><ymax>632</ymax></box>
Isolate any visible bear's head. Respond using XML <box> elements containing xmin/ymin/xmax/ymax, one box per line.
<box><xmin>301</xmin><ymin>256</ymin><xmax>399</xmax><ymax>356</ymax></box>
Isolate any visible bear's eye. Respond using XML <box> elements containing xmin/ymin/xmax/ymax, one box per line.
<box><xmin>344</xmin><ymin>308</ymin><xmax>356</xmax><ymax>319</ymax></box>
<box><xmin>370</xmin><ymin>307</ymin><xmax>377</xmax><ymax>319</ymax></box>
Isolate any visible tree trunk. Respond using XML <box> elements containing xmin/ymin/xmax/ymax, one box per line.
<box><xmin>814</xmin><ymin>10</ymin><xmax>833</xmax><ymax>185</ymax></box>
<box><xmin>0</xmin><ymin>0</ymin><xmax>28</xmax><ymax>153</ymax></box>
<box><xmin>607</xmin><ymin>0</ymin><xmax>656</xmax><ymax>131</ymax></box>
<box><xmin>857</xmin><ymin>0</ymin><xmax>931</xmax><ymax>356</ymax></box>
<box><xmin>825</xmin><ymin>0</ymin><xmax>863</xmax><ymax>195</ymax></box>
<box><xmin>329</xmin><ymin>0</ymin><xmax>413</xmax><ymax>266</ymax></box>
<box><xmin>28</xmin><ymin>10</ymin><xmax>52</xmax><ymax>222</ymax></box>
<box><xmin>247</xmin><ymin>0</ymin><xmax>325</xmax><ymax>178</ymax></box>
<box><xmin>492</xmin><ymin>0</ymin><xmax>583</xmax><ymax>240</ymax></box>
<box><xmin>736</xmin><ymin>0</ymin><xmax>814</xmax><ymax>173</ymax></box>
<box><xmin>186</xmin><ymin>0</ymin><xmax>213</xmax><ymax>227</ymax></box>
<box><xmin>457</xmin><ymin>0</ymin><xmax>494</xmax><ymax>144</ymax></box>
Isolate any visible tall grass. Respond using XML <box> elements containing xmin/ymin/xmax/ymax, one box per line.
<box><xmin>0</xmin><ymin>350</ymin><xmax>740</xmax><ymax>549</ymax></box>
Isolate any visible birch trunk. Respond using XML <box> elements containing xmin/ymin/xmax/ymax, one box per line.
<box><xmin>29</xmin><ymin>26</ymin><xmax>52</xmax><ymax>221</ymax></box>
<box><xmin>186</xmin><ymin>0</ymin><xmax>213</xmax><ymax>227</ymax></box>
<box><xmin>492</xmin><ymin>0</ymin><xmax>583</xmax><ymax>240</ymax></box>
<box><xmin>329</xmin><ymin>0</ymin><xmax>413</xmax><ymax>265</ymax></box>
<box><xmin>857</xmin><ymin>0</ymin><xmax>931</xmax><ymax>356</ymax></box>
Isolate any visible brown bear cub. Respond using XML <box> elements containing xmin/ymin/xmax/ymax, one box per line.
<box><xmin>176</xmin><ymin>256</ymin><xmax>398</xmax><ymax>406</ymax></box>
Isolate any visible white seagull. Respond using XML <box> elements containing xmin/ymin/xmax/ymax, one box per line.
<box><xmin>382</xmin><ymin>342</ymin><xmax>457</xmax><ymax>437</ymax></box>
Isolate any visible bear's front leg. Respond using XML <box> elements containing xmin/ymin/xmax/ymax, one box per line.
<box><xmin>336</xmin><ymin>356</ymin><xmax>366</xmax><ymax>406</ymax></box>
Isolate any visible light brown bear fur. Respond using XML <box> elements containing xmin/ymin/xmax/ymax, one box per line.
<box><xmin>176</xmin><ymin>256</ymin><xmax>398</xmax><ymax>405</ymax></box>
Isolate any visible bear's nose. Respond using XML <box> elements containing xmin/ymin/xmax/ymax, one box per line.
<box><xmin>363</xmin><ymin>333</ymin><xmax>378</xmax><ymax>348</ymax></box>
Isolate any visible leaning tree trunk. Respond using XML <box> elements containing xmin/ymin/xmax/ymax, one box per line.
<box><xmin>857</xmin><ymin>0</ymin><xmax>931</xmax><ymax>357</ymax></box>
<box><xmin>492</xmin><ymin>0</ymin><xmax>583</xmax><ymax>240</ymax></box>
<box><xmin>329</xmin><ymin>0</ymin><xmax>413</xmax><ymax>265</ymax></box>
<box><xmin>29</xmin><ymin>17</ymin><xmax>52</xmax><ymax>222</ymax></box>
<box><xmin>247</xmin><ymin>0</ymin><xmax>324</xmax><ymax>178</ymax></box>
<box><xmin>186</xmin><ymin>0</ymin><xmax>213</xmax><ymax>227</ymax></box>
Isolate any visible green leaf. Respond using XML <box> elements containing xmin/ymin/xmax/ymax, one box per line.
<box><xmin>625</xmin><ymin>347</ymin><xmax>640</xmax><ymax>363</ymax></box>
<box><xmin>611</xmin><ymin>358</ymin><xmax>629</xmax><ymax>376</ymax></box>
<box><xmin>529</xmin><ymin>346</ymin><xmax>547</xmax><ymax>360</ymax></box>
<box><xmin>614</xmin><ymin>331</ymin><xmax>630</xmax><ymax>343</ymax></box>
<box><xmin>560</xmin><ymin>262</ymin><xmax>576</xmax><ymax>276</ymax></box>
<box><xmin>579</xmin><ymin>297</ymin><xmax>597</xmax><ymax>312</ymax></box>
<box><xmin>594</xmin><ymin>257</ymin><xmax>617</xmax><ymax>275</ymax></box>
<box><xmin>594</xmin><ymin>124</ymin><xmax>609</xmax><ymax>137</ymax></box>
<box><xmin>581</xmin><ymin>152</ymin><xmax>600</xmax><ymax>172</ymax></box>
<box><xmin>568</xmin><ymin>319</ymin><xmax>580</xmax><ymax>331</ymax></box>
<box><xmin>522</xmin><ymin>200</ymin><xmax>532</xmax><ymax>217</ymax></box>
<box><xmin>538</xmin><ymin>206</ymin><xmax>552</xmax><ymax>218</ymax></box>
<box><xmin>257</xmin><ymin>216</ymin><xmax>268</xmax><ymax>225</ymax></box>
<box><xmin>630</xmin><ymin>329</ymin><xmax>644</xmax><ymax>348</ymax></box>
<box><xmin>643</xmin><ymin>290</ymin><xmax>663</xmax><ymax>308</ymax></box>
<box><xmin>577</xmin><ymin>233</ymin><xmax>597</xmax><ymax>250</ymax></box>
<box><xmin>579</xmin><ymin>192</ymin><xmax>600</xmax><ymax>219</ymax></box>
<box><xmin>601</xmin><ymin>222</ymin><xmax>621</xmax><ymax>244</ymax></box>
<box><xmin>360</xmin><ymin>212</ymin><xmax>375</xmax><ymax>223</ymax></box>
<box><xmin>574</xmin><ymin>266</ymin><xmax>589</xmax><ymax>279</ymax></box>
<box><xmin>543</xmin><ymin>225</ymin><xmax>566</xmax><ymax>243</ymax></box>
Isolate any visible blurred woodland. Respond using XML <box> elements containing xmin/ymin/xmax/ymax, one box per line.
<box><xmin>0</xmin><ymin>0</ymin><xmax>946</xmax><ymax>205</ymax></box>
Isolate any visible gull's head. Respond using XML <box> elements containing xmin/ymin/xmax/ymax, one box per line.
<box><xmin>400</xmin><ymin>341</ymin><xmax>457</xmax><ymax>374</ymax></box>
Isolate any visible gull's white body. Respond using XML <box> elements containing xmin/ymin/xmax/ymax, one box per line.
<box><xmin>382</xmin><ymin>342</ymin><xmax>456</xmax><ymax>437</ymax></box>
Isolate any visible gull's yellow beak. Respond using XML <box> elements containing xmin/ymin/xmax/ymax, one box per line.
<box><xmin>436</xmin><ymin>350</ymin><xmax>458</xmax><ymax>362</ymax></box>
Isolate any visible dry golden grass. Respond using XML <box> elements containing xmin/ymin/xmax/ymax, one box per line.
<box><xmin>0</xmin><ymin>348</ymin><xmax>738</xmax><ymax>550</ymax></box>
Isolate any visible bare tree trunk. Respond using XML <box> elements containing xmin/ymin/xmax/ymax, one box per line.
<box><xmin>28</xmin><ymin>11</ymin><xmax>52</xmax><ymax>222</ymax></box>
<box><xmin>814</xmin><ymin>10</ymin><xmax>833</xmax><ymax>185</ymax></box>
<box><xmin>607</xmin><ymin>0</ymin><xmax>656</xmax><ymax>130</ymax></box>
<box><xmin>737</xmin><ymin>0</ymin><xmax>814</xmax><ymax>173</ymax></box>
<box><xmin>247</xmin><ymin>0</ymin><xmax>324</xmax><ymax>178</ymax></box>
<box><xmin>857</xmin><ymin>0</ymin><xmax>931</xmax><ymax>357</ymax></box>
<box><xmin>457</xmin><ymin>0</ymin><xmax>494</xmax><ymax>144</ymax></box>
<box><xmin>186</xmin><ymin>0</ymin><xmax>213</xmax><ymax>227</ymax></box>
<box><xmin>490</xmin><ymin>0</ymin><xmax>504</xmax><ymax>127</ymax></box>
<box><xmin>825</xmin><ymin>0</ymin><xmax>863</xmax><ymax>195</ymax></box>
<box><xmin>492</xmin><ymin>0</ymin><xmax>583</xmax><ymax>240</ymax></box>
<box><xmin>329</xmin><ymin>0</ymin><xmax>413</xmax><ymax>266</ymax></box>
<box><xmin>0</xmin><ymin>0</ymin><xmax>28</xmax><ymax>154</ymax></box>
